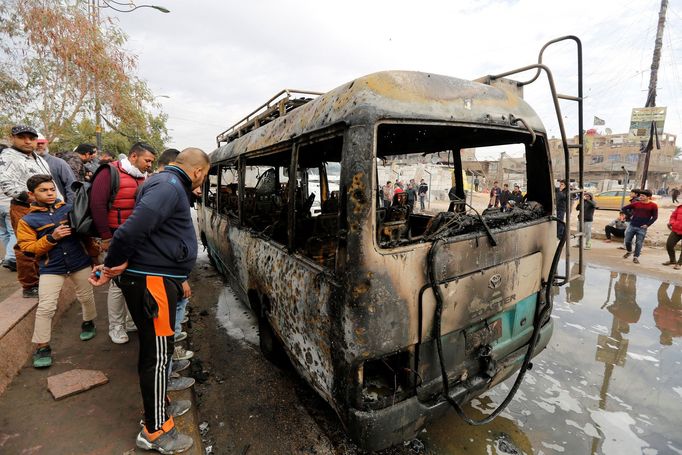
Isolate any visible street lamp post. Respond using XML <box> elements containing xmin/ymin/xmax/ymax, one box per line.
<box><xmin>91</xmin><ymin>0</ymin><xmax>169</xmax><ymax>151</ymax></box>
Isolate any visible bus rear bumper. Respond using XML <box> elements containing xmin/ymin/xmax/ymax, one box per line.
<box><xmin>346</xmin><ymin>320</ymin><xmax>553</xmax><ymax>451</ymax></box>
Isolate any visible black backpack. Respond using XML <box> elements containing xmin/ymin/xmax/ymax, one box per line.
<box><xmin>69</xmin><ymin>163</ymin><xmax>120</xmax><ymax>236</ymax></box>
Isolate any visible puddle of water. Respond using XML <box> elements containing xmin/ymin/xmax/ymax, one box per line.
<box><xmin>421</xmin><ymin>264</ymin><xmax>682</xmax><ymax>454</ymax></box>
<box><xmin>215</xmin><ymin>287</ymin><xmax>260</xmax><ymax>346</ymax></box>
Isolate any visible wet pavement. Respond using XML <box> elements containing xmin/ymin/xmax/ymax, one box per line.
<box><xmin>420</xmin><ymin>264</ymin><xmax>682</xmax><ymax>454</ymax></box>
<box><xmin>203</xmin><ymin>261</ymin><xmax>682</xmax><ymax>454</ymax></box>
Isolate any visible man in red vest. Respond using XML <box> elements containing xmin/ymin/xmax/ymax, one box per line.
<box><xmin>89</xmin><ymin>142</ymin><xmax>156</xmax><ymax>344</ymax></box>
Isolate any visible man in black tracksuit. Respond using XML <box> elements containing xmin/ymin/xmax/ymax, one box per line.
<box><xmin>90</xmin><ymin>148</ymin><xmax>210</xmax><ymax>453</ymax></box>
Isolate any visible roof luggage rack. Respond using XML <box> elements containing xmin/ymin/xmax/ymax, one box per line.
<box><xmin>216</xmin><ymin>89</ymin><xmax>323</xmax><ymax>146</ymax></box>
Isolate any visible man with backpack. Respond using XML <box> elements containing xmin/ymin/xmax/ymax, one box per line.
<box><xmin>89</xmin><ymin>142</ymin><xmax>156</xmax><ymax>344</ymax></box>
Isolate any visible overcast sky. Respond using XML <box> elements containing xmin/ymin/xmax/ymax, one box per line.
<box><xmin>107</xmin><ymin>0</ymin><xmax>682</xmax><ymax>157</ymax></box>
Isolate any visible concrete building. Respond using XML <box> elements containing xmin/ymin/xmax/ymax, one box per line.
<box><xmin>549</xmin><ymin>132</ymin><xmax>680</xmax><ymax>191</ymax></box>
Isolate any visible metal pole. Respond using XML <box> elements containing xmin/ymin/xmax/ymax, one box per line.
<box><xmin>638</xmin><ymin>0</ymin><xmax>668</xmax><ymax>189</ymax></box>
<box><xmin>424</xmin><ymin>169</ymin><xmax>432</xmax><ymax>209</ymax></box>
<box><xmin>620</xmin><ymin>166</ymin><xmax>629</xmax><ymax>209</ymax></box>
<box><xmin>92</xmin><ymin>0</ymin><xmax>102</xmax><ymax>151</ymax></box>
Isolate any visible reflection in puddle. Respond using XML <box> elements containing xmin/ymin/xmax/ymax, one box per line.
<box><xmin>215</xmin><ymin>287</ymin><xmax>259</xmax><ymax>346</ymax></box>
<box><xmin>421</xmin><ymin>265</ymin><xmax>682</xmax><ymax>454</ymax></box>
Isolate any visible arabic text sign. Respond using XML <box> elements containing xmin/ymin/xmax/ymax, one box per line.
<box><xmin>629</xmin><ymin>107</ymin><xmax>666</xmax><ymax>137</ymax></box>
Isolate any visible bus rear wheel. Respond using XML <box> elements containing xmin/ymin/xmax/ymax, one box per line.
<box><xmin>258</xmin><ymin>316</ymin><xmax>290</xmax><ymax>368</ymax></box>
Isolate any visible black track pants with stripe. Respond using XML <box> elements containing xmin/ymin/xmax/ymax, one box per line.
<box><xmin>116</xmin><ymin>272</ymin><xmax>181</xmax><ymax>432</ymax></box>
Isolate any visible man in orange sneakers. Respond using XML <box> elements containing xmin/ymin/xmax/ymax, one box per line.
<box><xmin>90</xmin><ymin>148</ymin><xmax>210</xmax><ymax>453</ymax></box>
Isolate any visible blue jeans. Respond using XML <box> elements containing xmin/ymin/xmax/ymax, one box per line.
<box><xmin>0</xmin><ymin>204</ymin><xmax>16</xmax><ymax>262</ymax></box>
<box><xmin>624</xmin><ymin>224</ymin><xmax>647</xmax><ymax>257</ymax></box>
<box><xmin>175</xmin><ymin>297</ymin><xmax>188</xmax><ymax>335</ymax></box>
<box><xmin>167</xmin><ymin>297</ymin><xmax>189</xmax><ymax>380</ymax></box>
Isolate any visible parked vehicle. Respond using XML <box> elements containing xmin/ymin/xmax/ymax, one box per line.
<box><xmin>593</xmin><ymin>190</ymin><xmax>629</xmax><ymax>210</ymax></box>
<box><xmin>197</xmin><ymin>37</ymin><xmax>582</xmax><ymax>450</ymax></box>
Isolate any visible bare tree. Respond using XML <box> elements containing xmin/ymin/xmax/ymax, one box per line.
<box><xmin>0</xmin><ymin>0</ymin><xmax>166</xmax><ymax>146</ymax></box>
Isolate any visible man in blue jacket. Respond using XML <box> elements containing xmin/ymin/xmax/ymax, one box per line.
<box><xmin>90</xmin><ymin>147</ymin><xmax>210</xmax><ymax>454</ymax></box>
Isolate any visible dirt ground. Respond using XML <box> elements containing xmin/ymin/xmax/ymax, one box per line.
<box><xmin>188</xmin><ymin>255</ymin><xmax>427</xmax><ymax>455</ymax></box>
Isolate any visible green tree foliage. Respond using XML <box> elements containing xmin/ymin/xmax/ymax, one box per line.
<box><xmin>0</xmin><ymin>0</ymin><xmax>169</xmax><ymax>150</ymax></box>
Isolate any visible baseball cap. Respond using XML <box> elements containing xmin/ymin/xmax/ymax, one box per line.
<box><xmin>36</xmin><ymin>138</ymin><xmax>48</xmax><ymax>144</ymax></box>
<box><xmin>11</xmin><ymin>125</ymin><xmax>38</xmax><ymax>137</ymax></box>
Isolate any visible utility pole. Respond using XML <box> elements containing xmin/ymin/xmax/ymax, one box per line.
<box><xmin>636</xmin><ymin>0</ymin><xmax>667</xmax><ymax>189</ymax></box>
<box><xmin>89</xmin><ymin>0</ymin><xmax>102</xmax><ymax>152</ymax></box>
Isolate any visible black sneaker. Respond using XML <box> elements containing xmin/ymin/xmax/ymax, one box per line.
<box><xmin>633</xmin><ymin>257</ymin><xmax>640</xmax><ymax>264</ymax></box>
<box><xmin>2</xmin><ymin>259</ymin><xmax>16</xmax><ymax>272</ymax></box>
<box><xmin>80</xmin><ymin>321</ymin><xmax>96</xmax><ymax>341</ymax></box>
<box><xmin>33</xmin><ymin>346</ymin><xmax>52</xmax><ymax>368</ymax></box>
<box><xmin>22</xmin><ymin>286</ymin><xmax>39</xmax><ymax>298</ymax></box>
<box><xmin>623</xmin><ymin>252</ymin><xmax>631</xmax><ymax>259</ymax></box>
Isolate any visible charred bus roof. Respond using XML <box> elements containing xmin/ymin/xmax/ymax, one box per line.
<box><xmin>210</xmin><ymin>70</ymin><xmax>546</xmax><ymax>163</ymax></box>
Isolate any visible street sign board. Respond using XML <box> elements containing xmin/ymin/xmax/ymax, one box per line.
<box><xmin>629</xmin><ymin>107</ymin><xmax>666</xmax><ymax>137</ymax></box>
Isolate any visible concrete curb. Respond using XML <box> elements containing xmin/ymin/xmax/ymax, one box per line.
<box><xmin>0</xmin><ymin>284</ymin><xmax>75</xmax><ymax>395</ymax></box>
<box><xmin>172</xmin><ymin>387</ymin><xmax>205</xmax><ymax>455</ymax></box>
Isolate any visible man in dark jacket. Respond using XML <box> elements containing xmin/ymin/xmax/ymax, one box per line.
<box><xmin>62</xmin><ymin>143</ymin><xmax>96</xmax><ymax>182</ymax></box>
<box><xmin>576</xmin><ymin>192</ymin><xmax>597</xmax><ymax>249</ymax></box>
<box><xmin>35</xmin><ymin>139</ymin><xmax>76</xmax><ymax>202</ymax></box>
<box><xmin>510</xmin><ymin>184</ymin><xmax>525</xmax><ymax>206</ymax></box>
<box><xmin>89</xmin><ymin>148</ymin><xmax>210</xmax><ymax>454</ymax></box>
<box><xmin>418</xmin><ymin>179</ymin><xmax>428</xmax><ymax>211</ymax></box>
<box><xmin>500</xmin><ymin>183</ymin><xmax>512</xmax><ymax>211</ymax></box>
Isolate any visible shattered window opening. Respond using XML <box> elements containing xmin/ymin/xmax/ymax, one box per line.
<box><xmin>241</xmin><ymin>149</ymin><xmax>292</xmax><ymax>245</ymax></box>
<box><xmin>204</xmin><ymin>165</ymin><xmax>219</xmax><ymax>211</ymax></box>
<box><xmin>375</xmin><ymin>123</ymin><xmax>552</xmax><ymax>249</ymax></box>
<box><xmin>293</xmin><ymin>135</ymin><xmax>343</xmax><ymax>269</ymax></box>
<box><xmin>217</xmin><ymin>163</ymin><xmax>239</xmax><ymax>219</ymax></box>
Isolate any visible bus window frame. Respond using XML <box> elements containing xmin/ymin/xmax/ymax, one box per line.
<box><xmin>291</xmin><ymin>129</ymin><xmax>346</xmax><ymax>270</ymax></box>
<box><xmin>372</xmin><ymin>119</ymin><xmax>547</xmax><ymax>254</ymax></box>
<box><xmin>238</xmin><ymin>143</ymin><xmax>295</xmax><ymax>249</ymax></box>
<box><xmin>217</xmin><ymin>160</ymin><xmax>239</xmax><ymax>222</ymax></box>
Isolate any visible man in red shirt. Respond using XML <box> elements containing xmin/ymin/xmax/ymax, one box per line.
<box><xmin>89</xmin><ymin>142</ymin><xmax>156</xmax><ymax>343</ymax></box>
<box><xmin>621</xmin><ymin>189</ymin><xmax>658</xmax><ymax>264</ymax></box>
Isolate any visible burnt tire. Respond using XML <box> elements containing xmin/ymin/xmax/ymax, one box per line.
<box><xmin>207</xmin><ymin>247</ymin><xmax>217</xmax><ymax>269</ymax></box>
<box><xmin>258</xmin><ymin>316</ymin><xmax>290</xmax><ymax>368</ymax></box>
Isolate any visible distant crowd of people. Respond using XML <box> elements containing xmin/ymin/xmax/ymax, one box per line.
<box><xmin>485</xmin><ymin>180</ymin><xmax>525</xmax><ymax>211</ymax></box>
<box><xmin>381</xmin><ymin>178</ymin><xmax>429</xmax><ymax>212</ymax></box>
<box><xmin>553</xmin><ymin>180</ymin><xmax>682</xmax><ymax>269</ymax></box>
<box><xmin>0</xmin><ymin>124</ymin><xmax>209</xmax><ymax>453</ymax></box>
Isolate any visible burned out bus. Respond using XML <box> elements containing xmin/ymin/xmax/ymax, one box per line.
<box><xmin>198</xmin><ymin>37</ymin><xmax>583</xmax><ymax>450</ymax></box>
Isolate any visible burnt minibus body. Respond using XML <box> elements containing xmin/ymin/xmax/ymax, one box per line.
<box><xmin>198</xmin><ymin>71</ymin><xmax>558</xmax><ymax>450</ymax></box>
